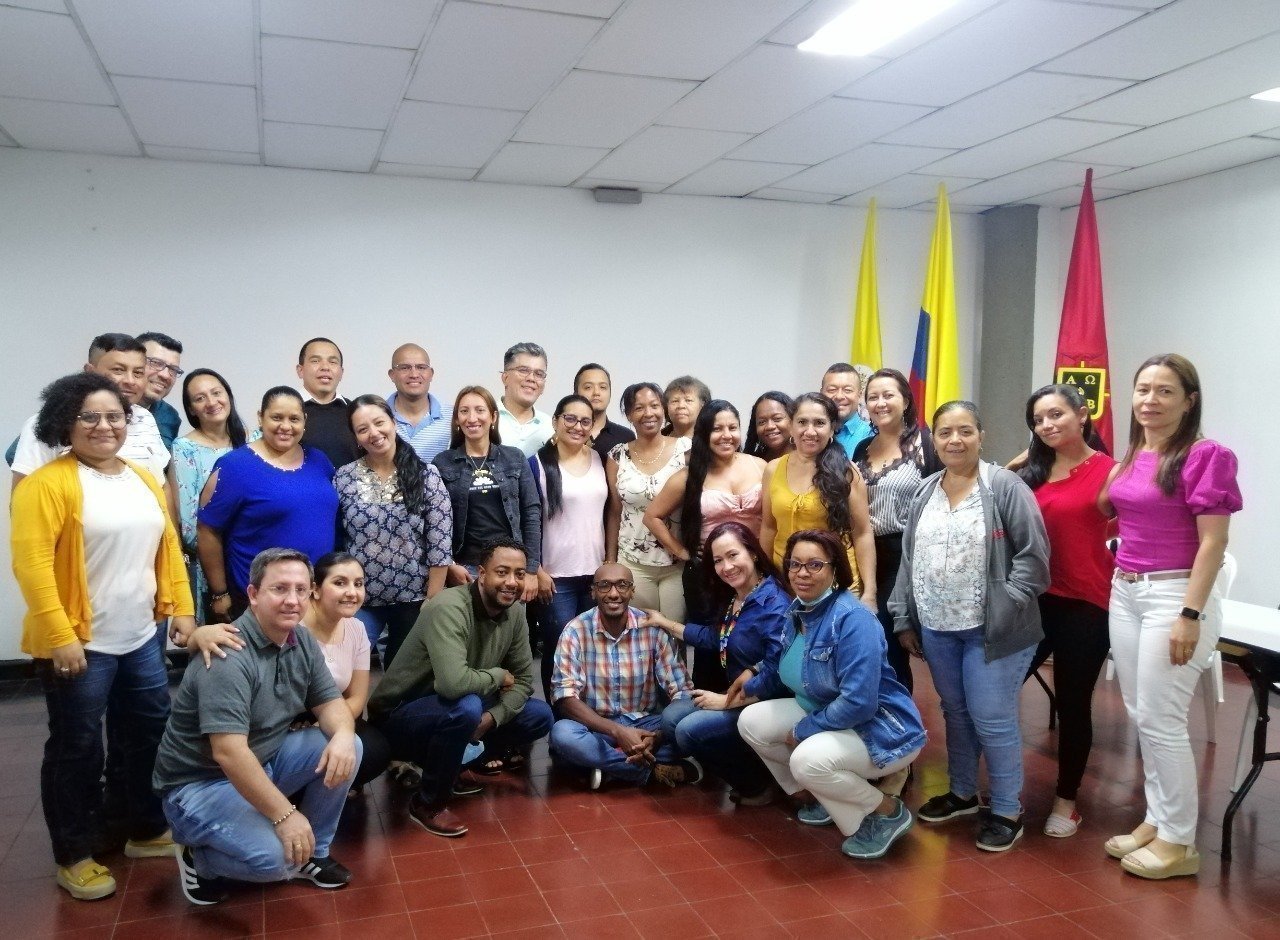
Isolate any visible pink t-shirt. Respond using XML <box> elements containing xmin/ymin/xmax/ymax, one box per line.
<box><xmin>538</xmin><ymin>450</ymin><xmax>609</xmax><ymax>578</ymax></box>
<box><xmin>1110</xmin><ymin>440</ymin><xmax>1241</xmax><ymax>573</ymax></box>
<box><xmin>313</xmin><ymin>617</ymin><xmax>370</xmax><ymax>693</ymax></box>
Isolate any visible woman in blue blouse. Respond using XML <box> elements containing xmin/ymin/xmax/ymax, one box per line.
<box><xmin>336</xmin><ymin>395</ymin><xmax>453</xmax><ymax>667</ymax></box>
<box><xmin>197</xmin><ymin>386</ymin><xmax>338</xmax><ymax>622</ymax></box>
<box><xmin>733</xmin><ymin>529</ymin><xmax>926</xmax><ymax>860</ymax></box>
<box><xmin>643</xmin><ymin>522</ymin><xmax>789</xmax><ymax>804</ymax></box>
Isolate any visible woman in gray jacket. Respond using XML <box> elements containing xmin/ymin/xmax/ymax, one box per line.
<box><xmin>889</xmin><ymin>400</ymin><xmax>1050</xmax><ymax>853</ymax></box>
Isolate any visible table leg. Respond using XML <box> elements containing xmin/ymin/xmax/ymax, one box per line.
<box><xmin>1221</xmin><ymin>657</ymin><xmax>1275</xmax><ymax>862</ymax></box>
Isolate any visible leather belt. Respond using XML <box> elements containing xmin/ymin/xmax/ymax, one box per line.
<box><xmin>1113</xmin><ymin>568</ymin><xmax>1192</xmax><ymax>583</ymax></box>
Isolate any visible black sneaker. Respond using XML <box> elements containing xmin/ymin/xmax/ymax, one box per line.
<box><xmin>297</xmin><ymin>855</ymin><xmax>352</xmax><ymax>889</ymax></box>
<box><xmin>976</xmin><ymin>814</ymin><xmax>1023</xmax><ymax>853</ymax></box>
<box><xmin>917</xmin><ymin>792</ymin><xmax>981</xmax><ymax>823</ymax></box>
<box><xmin>176</xmin><ymin>846</ymin><xmax>228</xmax><ymax>906</ymax></box>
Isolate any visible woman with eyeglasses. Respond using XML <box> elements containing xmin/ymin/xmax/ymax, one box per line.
<box><xmin>891</xmin><ymin>401</ymin><xmax>1050</xmax><ymax>853</ymax></box>
<box><xmin>732</xmin><ymin>530</ymin><xmax>926</xmax><ymax>860</ymax></box>
<box><xmin>744</xmin><ymin>391</ymin><xmax>794</xmax><ymax>462</ymax></box>
<box><xmin>198</xmin><ymin>386</ymin><xmax>339</xmax><ymax>622</ymax></box>
<box><xmin>167</xmin><ymin>368</ymin><xmax>248</xmax><ymax>623</ymax></box>
<box><xmin>530</xmin><ymin>395</ymin><xmax>610</xmax><ymax>700</ymax></box>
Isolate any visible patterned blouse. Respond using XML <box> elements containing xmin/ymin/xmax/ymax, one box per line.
<box><xmin>171</xmin><ymin>436</ymin><xmax>231</xmax><ymax>622</ymax></box>
<box><xmin>911</xmin><ymin>484</ymin><xmax>986</xmax><ymax>632</ymax></box>
<box><xmin>610</xmin><ymin>437</ymin><xmax>690</xmax><ymax>567</ymax></box>
<box><xmin>335</xmin><ymin>459</ymin><xmax>453</xmax><ymax>606</ymax></box>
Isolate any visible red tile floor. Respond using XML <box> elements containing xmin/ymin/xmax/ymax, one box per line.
<box><xmin>3</xmin><ymin>662</ymin><xmax>1279</xmax><ymax>939</ymax></box>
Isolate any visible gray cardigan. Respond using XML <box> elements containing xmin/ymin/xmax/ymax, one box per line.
<box><xmin>889</xmin><ymin>461</ymin><xmax>1050</xmax><ymax>663</ymax></box>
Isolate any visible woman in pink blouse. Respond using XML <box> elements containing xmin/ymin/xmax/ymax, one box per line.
<box><xmin>1101</xmin><ymin>354</ymin><xmax>1242</xmax><ymax>880</ymax></box>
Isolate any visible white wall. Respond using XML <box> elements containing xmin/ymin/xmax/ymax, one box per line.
<box><xmin>1038</xmin><ymin>155</ymin><xmax>1280</xmax><ymax>607</ymax></box>
<box><xmin>0</xmin><ymin>150</ymin><xmax>984</xmax><ymax>659</ymax></box>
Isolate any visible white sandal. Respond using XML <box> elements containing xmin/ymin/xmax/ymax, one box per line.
<box><xmin>1044</xmin><ymin>809</ymin><xmax>1081</xmax><ymax>838</ymax></box>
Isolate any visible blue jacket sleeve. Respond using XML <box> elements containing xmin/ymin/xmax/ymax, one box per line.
<box><xmin>681</xmin><ymin>621</ymin><xmax>717</xmax><ymax>651</ymax></box>
<box><xmin>794</xmin><ymin>605</ymin><xmax>884</xmax><ymax>741</ymax></box>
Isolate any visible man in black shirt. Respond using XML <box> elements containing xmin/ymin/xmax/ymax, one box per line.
<box><xmin>296</xmin><ymin>337</ymin><xmax>360</xmax><ymax>468</ymax></box>
<box><xmin>575</xmin><ymin>363</ymin><xmax>634</xmax><ymax>460</ymax></box>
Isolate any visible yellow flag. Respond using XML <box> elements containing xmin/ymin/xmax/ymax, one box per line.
<box><xmin>851</xmin><ymin>199</ymin><xmax>883</xmax><ymax>369</ymax></box>
<box><xmin>910</xmin><ymin>183</ymin><xmax>960</xmax><ymax>419</ymax></box>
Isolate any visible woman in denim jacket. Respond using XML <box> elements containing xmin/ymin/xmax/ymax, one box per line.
<box><xmin>733</xmin><ymin>529</ymin><xmax>926</xmax><ymax>861</ymax></box>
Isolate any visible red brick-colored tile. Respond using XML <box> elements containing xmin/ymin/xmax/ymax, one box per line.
<box><xmin>561</xmin><ymin>912</ymin><xmax>641</xmax><ymax>939</ymax></box>
<box><xmin>400</xmin><ymin>873</ymin><xmax>473</xmax><ymax>912</ymax></box>
<box><xmin>671</xmin><ymin>865</ymin><xmax>747</xmax><ymax>903</ymax></box>
<box><xmin>594</xmin><ymin>849</ymin><xmax>663</xmax><ymax>883</ymax></box>
<box><xmin>782</xmin><ymin>913</ymin><xmax>860</xmax><ymax>940</ymax></box>
<box><xmin>542</xmin><ymin>882</ymin><xmax>623</xmax><ymax>923</ymax></box>
<box><xmin>337</xmin><ymin>912</ymin><xmax>415</xmax><ymax>939</ymax></box>
<box><xmin>755</xmin><ymin>883</ymin><xmax>840</xmax><ymax>923</ymax></box>
<box><xmin>265</xmin><ymin>894</ymin><xmax>338</xmax><ymax>933</ymax></box>
<box><xmin>627</xmin><ymin>902</ymin><xmax>711</xmax><ymax>940</ymax></box>
<box><xmin>693</xmin><ymin>894</ymin><xmax>780</xmax><ymax>934</ymax></box>
<box><xmin>465</xmin><ymin>865</ymin><xmax>539</xmax><ymax>901</ymax></box>
<box><xmin>451</xmin><ymin>841</ymin><xmax>523</xmax><ymax>874</ymax></box>
<box><xmin>475</xmin><ymin>893</ymin><xmax>556</xmax><ymax>934</ymax></box>
<box><xmin>527</xmin><ymin>857</ymin><xmax>602</xmax><ymax>891</ymax></box>
<box><xmin>333</xmin><ymin>882</ymin><xmax>407</xmax><ymax>920</ymax></box>
<box><xmin>406</xmin><ymin>902</ymin><xmax>487</xmax><ymax>940</ymax></box>
<box><xmin>606</xmin><ymin>873</ymin><xmax>678</xmax><ymax>912</ymax></box>
<box><xmin>392</xmin><ymin>849</ymin><xmax>463</xmax><ymax>882</ymax></box>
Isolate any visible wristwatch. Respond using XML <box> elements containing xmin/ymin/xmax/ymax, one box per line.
<box><xmin>1180</xmin><ymin>606</ymin><xmax>1205</xmax><ymax>621</ymax></box>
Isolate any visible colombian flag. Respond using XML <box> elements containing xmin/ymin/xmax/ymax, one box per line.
<box><xmin>850</xmin><ymin>198</ymin><xmax>883</xmax><ymax>369</ymax></box>
<box><xmin>909</xmin><ymin>184</ymin><xmax>961</xmax><ymax>422</ymax></box>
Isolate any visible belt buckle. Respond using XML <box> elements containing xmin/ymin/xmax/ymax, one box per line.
<box><xmin>1116</xmin><ymin>570</ymin><xmax>1140</xmax><ymax>583</ymax></box>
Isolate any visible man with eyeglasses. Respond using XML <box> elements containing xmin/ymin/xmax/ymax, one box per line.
<box><xmin>497</xmin><ymin>342</ymin><xmax>553</xmax><ymax>458</ymax></box>
<box><xmin>135</xmin><ymin>331</ymin><xmax>185</xmax><ymax>452</ymax></box>
<box><xmin>548</xmin><ymin>563</ymin><xmax>701</xmax><ymax>790</ymax></box>
<box><xmin>386</xmin><ymin>343</ymin><xmax>452</xmax><ymax>463</ymax></box>
<box><xmin>10</xmin><ymin>333</ymin><xmax>169</xmax><ymax>493</ymax></box>
<box><xmin>296</xmin><ymin>337</ymin><xmax>360</xmax><ymax>470</ymax></box>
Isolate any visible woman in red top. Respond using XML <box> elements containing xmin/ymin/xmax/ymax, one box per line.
<box><xmin>1011</xmin><ymin>384</ymin><xmax>1114</xmax><ymax>839</ymax></box>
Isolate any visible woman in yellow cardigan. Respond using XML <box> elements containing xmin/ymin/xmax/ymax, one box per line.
<box><xmin>12</xmin><ymin>373</ymin><xmax>197</xmax><ymax>901</ymax></box>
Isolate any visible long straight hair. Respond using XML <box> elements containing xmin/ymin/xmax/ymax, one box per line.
<box><xmin>1116</xmin><ymin>353</ymin><xmax>1202</xmax><ymax>496</ymax></box>
<box><xmin>1017</xmin><ymin>384</ymin><xmax>1107</xmax><ymax>490</ymax></box>
<box><xmin>863</xmin><ymin>368</ymin><xmax>920</xmax><ymax>449</ymax></box>
<box><xmin>347</xmin><ymin>394</ymin><xmax>428</xmax><ymax>516</ymax></box>
<box><xmin>536</xmin><ymin>394</ymin><xmax>592</xmax><ymax>518</ymax></box>
<box><xmin>449</xmin><ymin>385</ymin><xmax>502</xmax><ymax>450</ymax></box>
<box><xmin>791</xmin><ymin>393</ymin><xmax>855</xmax><ymax>540</ymax></box>
<box><xmin>180</xmin><ymin>368</ymin><xmax>247</xmax><ymax>447</ymax></box>
<box><xmin>701</xmin><ymin>521</ymin><xmax>781</xmax><ymax>611</ymax></box>
<box><xmin>679</xmin><ymin>400</ymin><xmax>739</xmax><ymax>557</ymax></box>
<box><xmin>743</xmin><ymin>390</ymin><xmax>794</xmax><ymax>458</ymax></box>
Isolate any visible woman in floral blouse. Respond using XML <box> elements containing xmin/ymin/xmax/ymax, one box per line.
<box><xmin>336</xmin><ymin>394</ymin><xmax>453</xmax><ymax>668</ymax></box>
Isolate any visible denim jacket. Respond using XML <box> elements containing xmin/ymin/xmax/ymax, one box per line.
<box><xmin>744</xmin><ymin>589</ymin><xmax>926</xmax><ymax>768</ymax></box>
<box><xmin>432</xmin><ymin>444</ymin><xmax>543</xmax><ymax>571</ymax></box>
<box><xmin>683</xmin><ymin>575</ymin><xmax>789</xmax><ymax>684</ymax></box>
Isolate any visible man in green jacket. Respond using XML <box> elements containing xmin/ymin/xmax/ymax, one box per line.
<box><xmin>368</xmin><ymin>537</ymin><xmax>552</xmax><ymax>838</ymax></box>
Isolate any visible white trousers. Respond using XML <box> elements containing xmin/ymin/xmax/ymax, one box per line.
<box><xmin>738</xmin><ymin>698</ymin><xmax>919</xmax><ymax>837</ymax></box>
<box><xmin>1109</xmin><ymin>575</ymin><xmax>1220</xmax><ymax>845</ymax></box>
<box><xmin>623</xmin><ymin>560</ymin><xmax>686</xmax><ymax>622</ymax></box>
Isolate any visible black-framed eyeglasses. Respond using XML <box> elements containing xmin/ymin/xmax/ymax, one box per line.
<box><xmin>392</xmin><ymin>363</ymin><xmax>432</xmax><ymax>373</ymax></box>
<box><xmin>507</xmin><ymin>366</ymin><xmax>547</xmax><ymax>380</ymax></box>
<box><xmin>592</xmin><ymin>579</ymin><xmax>634</xmax><ymax>593</ymax></box>
<box><xmin>76</xmin><ymin>411</ymin><xmax>128</xmax><ymax>429</ymax></box>
<box><xmin>559</xmin><ymin>415</ymin><xmax>593</xmax><ymax>429</ymax></box>
<box><xmin>786</xmin><ymin>559</ymin><xmax>832</xmax><ymax>574</ymax></box>
<box><xmin>145</xmin><ymin>356</ymin><xmax>184</xmax><ymax>377</ymax></box>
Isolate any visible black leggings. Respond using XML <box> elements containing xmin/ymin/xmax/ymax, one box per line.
<box><xmin>1026</xmin><ymin>593</ymin><xmax>1110</xmax><ymax>801</ymax></box>
<box><xmin>873</xmin><ymin>534</ymin><xmax>913</xmax><ymax>693</ymax></box>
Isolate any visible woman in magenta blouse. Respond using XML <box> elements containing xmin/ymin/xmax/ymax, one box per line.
<box><xmin>1012</xmin><ymin>384</ymin><xmax>1114</xmax><ymax>839</ymax></box>
<box><xmin>1100</xmin><ymin>354</ymin><xmax>1242</xmax><ymax>880</ymax></box>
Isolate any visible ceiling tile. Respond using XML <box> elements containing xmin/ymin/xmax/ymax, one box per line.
<box><xmin>1068</xmin><ymin>98</ymin><xmax>1280</xmax><ymax>167</ymax></box>
<box><xmin>748</xmin><ymin>188</ymin><xmax>841</xmax><ymax>204</ymax></box>
<box><xmin>476</xmin><ymin>141</ymin><xmax>609</xmax><ymax>185</ymax></box>
<box><xmin>1056</xmin><ymin>0</ymin><xmax>1173</xmax><ymax>7</ymax></box>
<box><xmin>1066</xmin><ymin>30</ymin><xmax>1280</xmax><ymax>126</ymax></box>
<box><xmin>0</xmin><ymin>7</ymin><xmax>114</xmax><ymax>105</ymax></box>
<box><xmin>146</xmin><ymin>145</ymin><xmax>260</xmax><ymax>165</ymax></box>
<box><xmin>262</xmin><ymin>36</ymin><xmax>415</xmax><ymax>128</ymax></box>
<box><xmin>578</xmin><ymin>0</ymin><xmax>805</xmax><ymax>81</ymax></box>
<box><xmin>1015</xmin><ymin>184</ymin><xmax>1132</xmax><ymax>208</ymax></box>
<box><xmin>776</xmin><ymin>143</ymin><xmax>955</xmax><ymax>195</ymax></box>
<box><xmin>729</xmin><ymin>98</ymin><xmax>934</xmax><ymax>165</ymax></box>
<box><xmin>839</xmin><ymin>0</ymin><xmax>1141</xmax><ymax>108</ymax></box>
<box><xmin>573</xmin><ymin>177</ymin><xmax>668</xmax><ymax>193</ymax></box>
<box><xmin>949</xmin><ymin>160</ymin><xmax>1124</xmax><ymax>205</ymax></box>
<box><xmin>114</xmin><ymin>77</ymin><xmax>258</xmax><ymax>151</ymax></box>
<box><xmin>260</xmin><ymin>0</ymin><xmax>441</xmax><ymax>48</ymax></box>
<box><xmin>1046</xmin><ymin>0</ymin><xmax>1280</xmax><ymax>80</ymax></box>
<box><xmin>73</xmin><ymin>0</ymin><xmax>255</xmax><ymax>84</ymax></box>
<box><xmin>375</xmin><ymin>162</ymin><xmax>477</xmax><ymax>179</ymax></box>
<box><xmin>1097</xmin><ymin>138</ymin><xmax>1280</xmax><ymax>191</ymax></box>
<box><xmin>264</xmin><ymin>121</ymin><xmax>383</xmax><ymax>171</ymax></box>
<box><xmin>475</xmin><ymin>0</ymin><xmax>621</xmax><ymax>14</ymax></box>
<box><xmin>0</xmin><ymin>97</ymin><xmax>139</xmax><ymax>154</ymax></box>
<box><xmin>835</xmin><ymin>173</ymin><xmax>983</xmax><ymax>209</ymax></box>
<box><xmin>406</xmin><ymin>2</ymin><xmax>602</xmax><ymax>111</ymax></box>
<box><xmin>587</xmin><ymin>125</ymin><xmax>752</xmax><ymax>184</ymax></box>
<box><xmin>660</xmin><ymin>44</ymin><xmax>881</xmax><ymax>134</ymax></box>
<box><xmin>1256</xmin><ymin>127</ymin><xmax>1280</xmax><ymax>141</ymax></box>
<box><xmin>768</xmin><ymin>0</ymin><xmax>1000</xmax><ymax>56</ymax></box>
<box><xmin>383</xmin><ymin>99</ymin><xmax>522</xmax><ymax>166</ymax></box>
<box><xmin>881</xmin><ymin>72</ymin><xmax>1131</xmax><ymax>149</ymax></box>
<box><xmin>922</xmin><ymin>117</ymin><xmax>1140</xmax><ymax>179</ymax></box>
<box><xmin>514</xmin><ymin>70</ymin><xmax>696</xmax><ymax>147</ymax></box>
<box><xmin>666</xmin><ymin>159</ymin><xmax>807</xmax><ymax>197</ymax></box>
<box><xmin>7</xmin><ymin>0</ymin><xmax>67</xmax><ymax>11</ymax></box>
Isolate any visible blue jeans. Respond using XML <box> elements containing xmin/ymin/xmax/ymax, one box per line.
<box><xmin>922</xmin><ymin>627</ymin><xmax>1036</xmax><ymax>818</ymax></box>
<box><xmin>549</xmin><ymin>704</ymin><xmax>688</xmax><ymax>785</ymax></box>
<box><xmin>163</xmin><ymin>728</ymin><xmax>361</xmax><ymax>882</ymax></box>
<box><xmin>670</xmin><ymin>702</ymin><xmax>773</xmax><ymax>796</ymax></box>
<box><xmin>355</xmin><ymin>601</ymin><xmax>424</xmax><ymax>669</ymax></box>
<box><xmin>378</xmin><ymin>693</ymin><xmax>553</xmax><ymax>807</ymax></box>
<box><xmin>40</xmin><ymin>642</ymin><xmax>171</xmax><ymax>866</ymax></box>
<box><xmin>541</xmin><ymin>575</ymin><xmax>595</xmax><ymax>700</ymax></box>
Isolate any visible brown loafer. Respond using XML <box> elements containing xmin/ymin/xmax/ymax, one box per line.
<box><xmin>409</xmin><ymin>797</ymin><xmax>468</xmax><ymax>838</ymax></box>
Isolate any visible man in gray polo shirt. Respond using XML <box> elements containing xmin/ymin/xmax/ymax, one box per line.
<box><xmin>153</xmin><ymin>548</ymin><xmax>361</xmax><ymax>905</ymax></box>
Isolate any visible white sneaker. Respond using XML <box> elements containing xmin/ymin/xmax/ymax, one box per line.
<box><xmin>589</xmin><ymin>768</ymin><xmax>603</xmax><ymax>790</ymax></box>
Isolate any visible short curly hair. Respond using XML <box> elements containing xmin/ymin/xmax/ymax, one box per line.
<box><xmin>34</xmin><ymin>373</ymin><xmax>130</xmax><ymax>448</ymax></box>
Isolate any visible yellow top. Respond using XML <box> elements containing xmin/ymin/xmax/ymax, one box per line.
<box><xmin>768</xmin><ymin>453</ymin><xmax>861</xmax><ymax>594</ymax></box>
<box><xmin>12</xmin><ymin>454</ymin><xmax>194</xmax><ymax>657</ymax></box>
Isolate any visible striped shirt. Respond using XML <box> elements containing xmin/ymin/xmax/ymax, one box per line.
<box><xmin>551</xmin><ymin>606</ymin><xmax>691</xmax><ymax>718</ymax></box>
<box><xmin>855</xmin><ymin>429</ymin><xmax>939</xmax><ymax>537</ymax></box>
<box><xmin>388</xmin><ymin>391</ymin><xmax>453</xmax><ymax>465</ymax></box>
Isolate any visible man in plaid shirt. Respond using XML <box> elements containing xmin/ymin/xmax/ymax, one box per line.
<box><xmin>549</xmin><ymin>564</ymin><xmax>701</xmax><ymax>789</ymax></box>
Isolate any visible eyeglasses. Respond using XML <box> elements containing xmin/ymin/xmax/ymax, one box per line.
<box><xmin>559</xmin><ymin>415</ymin><xmax>593</xmax><ymax>429</ymax></box>
<box><xmin>592</xmin><ymin>579</ymin><xmax>634</xmax><ymax>593</ymax></box>
<box><xmin>392</xmin><ymin>363</ymin><xmax>432</xmax><ymax>373</ymax></box>
<box><xmin>507</xmin><ymin>366</ymin><xmax>547</xmax><ymax>381</ymax></box>
<box><xmin>145</xmin><ymin>356</ymin><xmax>184</xmax><ymax>377</ymax></box>
<box><xmin>786</xmin><ymin>559</ymin><xmax>833</xmax><ymax>574</ymax></box>
<box><xmin>76</xmin><ymin>411</ymin><xmax>128</xmax><ymax>429</ymax></box>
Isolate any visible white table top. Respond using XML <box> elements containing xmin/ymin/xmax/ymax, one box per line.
<box><xmin>1221</xmin><ymin>599</ymin><xmax>1280</xmax><ymax>657</ymax></box>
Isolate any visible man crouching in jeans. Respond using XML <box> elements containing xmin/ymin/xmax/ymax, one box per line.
<box><xmin>153</xmin><ymin>547</ymin><xmax>360</xmax><ymax>905</ymax></box>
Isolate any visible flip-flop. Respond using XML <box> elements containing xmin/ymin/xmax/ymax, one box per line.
<box><xmin>1044</xmin><ymin>810</ymin><xmax>1082</xmax><ymax>838</ymax></box>
<box><xmin>1120</xmin><ymin>845</ymin><xmax>1200</xmax><ymax>880</ymax></box>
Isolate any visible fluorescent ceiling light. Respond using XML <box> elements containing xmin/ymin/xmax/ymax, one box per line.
<box><xmin>1251</xmin><ymin>86</ymin><xmax>1280</xmax><ymax>102</ymax></box>
<box><xmin>799</xmin><ymin>0</ymin><xmax>958</xmax><ymax>56</ymax></box>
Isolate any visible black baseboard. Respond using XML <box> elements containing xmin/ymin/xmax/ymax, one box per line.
<box><xmin>0</xmin><ymin>659</ymin><xmax>35</xmax><ymax>681</ymax></box>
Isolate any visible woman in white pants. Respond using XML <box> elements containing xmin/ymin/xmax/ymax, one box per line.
<box><xmin>1101</xmin><ymin>353</ymin><xmax>1241</xmax><ymax>880</ymax></box>
<box><xmin>731</xmin><ymin>530</ymin><xmax>926</xmax><ymax>860</ymax></box>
